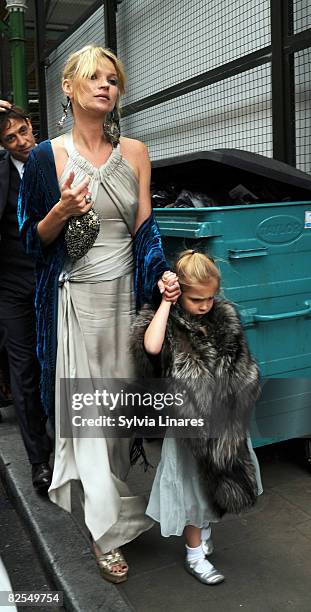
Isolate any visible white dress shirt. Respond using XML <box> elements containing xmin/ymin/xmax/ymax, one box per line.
<box><xmin>10</xmin><ymin>156</ymin><xmax>24</xmax><ymax>179</ymax></box>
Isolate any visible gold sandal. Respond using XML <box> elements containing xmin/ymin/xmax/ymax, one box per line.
<box><xmin>95</xmin><ymin>548</ymin><xmax>128</xmax><ymax>584</ymax></box>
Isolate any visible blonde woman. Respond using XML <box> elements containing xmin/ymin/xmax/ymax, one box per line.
<box><xmin>18</xmin><ymin>45</ymin><xmax>180</xmax><ymax>583</ymax></box>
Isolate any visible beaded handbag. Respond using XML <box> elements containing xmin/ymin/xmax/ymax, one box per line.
<box><xmin>64</xmin><ymin>207</ymin><xmax>100</xmax><ymax>261</ymax></box>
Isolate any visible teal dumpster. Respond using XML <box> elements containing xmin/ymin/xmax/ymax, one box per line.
<box><xmin>152</xmin><ymin>150</ymin><xmax>311</xmax><ymax>447</ymax></box>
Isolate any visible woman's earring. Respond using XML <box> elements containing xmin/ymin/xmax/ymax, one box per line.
<box><xmin>103</xmin><ymin>107</ymin><xmax>120</xmax><ymax>147</ymax></box>
<box><xmin>57</xmin><ymin>97</ymin><xmax>71</xmax><ymax>130</ymax></box>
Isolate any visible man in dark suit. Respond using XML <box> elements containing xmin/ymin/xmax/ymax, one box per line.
<box><xmin>0</xmin><ymin>101</ymin><xmax>52</xmax><ymax>492</ymax></box>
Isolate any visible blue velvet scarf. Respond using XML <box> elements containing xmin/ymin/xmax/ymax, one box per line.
<box><xmin>18</xmin><ymin>140</ymin><xmax>168</xmax><ymax>423</ymax></box>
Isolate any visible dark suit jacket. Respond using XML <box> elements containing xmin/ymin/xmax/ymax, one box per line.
<box><xmin>0</xmin><ymin>150</ymin><xmax>10</xmax><ymax>228</ymax></box>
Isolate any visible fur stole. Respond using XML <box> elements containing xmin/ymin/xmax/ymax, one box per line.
<box><xmin>131</xmin><ymin>298</ymin><xmax>260</xmax><ymax>517</ymax></box>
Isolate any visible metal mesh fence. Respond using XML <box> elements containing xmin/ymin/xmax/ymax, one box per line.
<box><xmin>117</xmin><ymin>0</ymin><xmax>271</xmax><ymax>161</ymax></box>
<box><xmin>294</xmin><ymin>0</ymin><xmax>311</xmax><ymax>33</ymax></box>
<box><xmin>121</xmin><ymin>64</ymin><xmax>272</xmax><ymax>160</ymax></box>
<box><xmin>295</xmin><ymin>48</ymin><xmax>311</xmax><ymax>173</ymax></box>
<box><xmin>118</xmin><ymin>0</ymin><xmax>270</xmax><ymax>107</ymax></box>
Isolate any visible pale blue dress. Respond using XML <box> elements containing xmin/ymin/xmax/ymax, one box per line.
<box><xmin>147</xmin><ymin>422</ymin><xmax>263</xmax><ymax>535</ymax></box>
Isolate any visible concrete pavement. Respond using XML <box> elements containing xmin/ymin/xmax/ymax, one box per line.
<box><xmin>0</xmin><ymin>478</ymin><xmax>65</xmax><ymax>612</ymax></box>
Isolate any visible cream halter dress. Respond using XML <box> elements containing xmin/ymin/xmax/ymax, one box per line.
<box><xmin>48</xmin><ymin>131</ymin><xmax>153</xmax><ymax>552</ymax></box>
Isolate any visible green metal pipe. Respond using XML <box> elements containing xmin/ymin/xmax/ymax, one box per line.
<box><xmin>6</xmin><ymin>0</ymin><xmax>28</xmax><ymax>109</ymax></box>
<box><xmin>0</xmin><ymin>20</ymin><xmax>9</xmax><ymax>34</ymax></box>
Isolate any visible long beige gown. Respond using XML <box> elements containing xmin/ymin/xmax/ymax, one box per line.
<box><xmin>49</xmin><ymin>131</ymin><xmax>153</xmax><ymax>552</ymax></box>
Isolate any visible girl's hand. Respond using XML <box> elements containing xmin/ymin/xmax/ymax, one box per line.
<box><xmin>56</xmin><ymin>171</ymin><xmax>92</xmax><ymax>221</ymax></box>
<box><xmin>158</xmin><ymin>271</ymin><xmax>181</xmax><ymax>303</ymax></box>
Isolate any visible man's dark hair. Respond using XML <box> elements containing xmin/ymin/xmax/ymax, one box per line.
<box><xmin>0</xmin><ymin>105</ymin><xmax>31</xmax><ymax>140</ymax></box>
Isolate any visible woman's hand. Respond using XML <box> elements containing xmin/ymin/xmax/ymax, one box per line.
<box><xmin>56</xmin><ymin>171</ymin><xmax>92</xmax><ymax>221</ymax></box>
<box><xmin>158</xmin><ymin>271</ymin><xmax>181</xmax><ymax>303</ymax></box>
<box><xmin>37</xmin><ymin>171</ymin><xmax>93</xmax><ymax>245</ymax></box>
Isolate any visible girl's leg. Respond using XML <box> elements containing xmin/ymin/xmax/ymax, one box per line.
<box><xmin>184</xmin><ymin>525</ymin><xmax>224</xmax><ymax>586</ymax></box>
<box><xmin>184</xmin><ymin>525</ymin><xmax>201</xmax><ymax>547</ymax></box>
<box><xmin>185</xmin><ymin>524</ymin><xmax>213</xmax><ymax>554</ymax></box>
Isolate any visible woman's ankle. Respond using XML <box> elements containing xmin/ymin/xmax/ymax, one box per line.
<box><xmin>92</xmin><ymin>540</ymin><xmax>102</xmax><ymax>559</ymax></box>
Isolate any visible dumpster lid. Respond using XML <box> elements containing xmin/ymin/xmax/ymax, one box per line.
<box><xmin>152</xmin><ymin>149</ymin><xmax>311</xmax><ymax>192</ymax></box>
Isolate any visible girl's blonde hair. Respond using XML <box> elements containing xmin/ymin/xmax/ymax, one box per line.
<box><xmin>175</xmin><ymin>250</ymin><xmax>221</xmax><ymax>291</ymax></box>
<box><xmin>62</xmin><ymin>45</ymin><xmax>126</xmax><ymax>111</ymax></box>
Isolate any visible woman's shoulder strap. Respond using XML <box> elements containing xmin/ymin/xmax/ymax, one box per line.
<box><xmin>62</xmin><ymin>130</ymin><xmax>75</xmax><ymax>156</ymax></box>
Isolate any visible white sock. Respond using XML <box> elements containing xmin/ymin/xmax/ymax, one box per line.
<box><xmin>201</xmin><ymin>525</ymin><xmax>212</xmax><ymax>541</ymax></box>
<box><xmin>186</xmin><ymin>544</ymin><xmax>214</xmax><ymax>573</ymax></box>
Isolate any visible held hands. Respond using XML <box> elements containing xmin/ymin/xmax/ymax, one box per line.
<box><xmin>158</xmin><ymin>271</ymin><xmax>181</xmax><ymax>304</ymax></box>
<box><xmin>56</xmin><ymin>171</ymin><xmax>93</xmax><ymax>221</ymax></box>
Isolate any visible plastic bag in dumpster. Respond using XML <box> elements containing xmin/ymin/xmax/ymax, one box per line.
<box><xmin>150</xmin><ymin>183</ymin><xmax>179</xmax><ymax>208</ymax></box>
<box><xmin>151</xmin><ymin>148</ymin><xmax>311</xmax><ymax>207</ymax></box>
<box><xmin>152</xmin><ymin>181</ymin><xmax>296</xmax><ymax>208</ymax></box>
<box><xmin>151</xmin><ymin>187</ymin><xmax>216</xmax><ymax>208</ymax></box>
<box><xmin>151</xmin><ymin>183</ymin><xmax>285</xmax><ymax>208</ymax></box>
<box><xmin>171</xmin><ymin>189</ymin><xmax>216</xmax><ymax>208</ymax></box>
<box><xmin>228</xmin><ymin>184</ymin><xmax>259</xmax><ymax>205</ymax></box>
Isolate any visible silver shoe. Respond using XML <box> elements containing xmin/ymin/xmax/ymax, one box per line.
<box><xmin>201</xmin><ymin>535</ymin><xmax>214</xmax><ymax>556</ymax></box>
<box><xmin>184</xmin><ymin>558</ymin><xmax>224</xmax><ymax>585</ymax></box>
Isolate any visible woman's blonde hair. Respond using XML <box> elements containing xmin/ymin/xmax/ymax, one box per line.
<box><xmin>62</xmin><ymin>45</ymin><xmax>126</xmax><ymax>111</ymax></box>
<box><xmin>175</xmin><ymin>250</ymin><xmax>221</xmax><ymax>291</ymax></box>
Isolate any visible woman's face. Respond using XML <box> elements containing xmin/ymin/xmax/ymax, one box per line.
<box><xmin>65</xmin><ymin>57</ymin><xmax>119</xmax><ymax>115</ymax></box>
<box><xmin>180</xmin><ymin>280</ymin><xmax>218</xmax><ymax>316</ymax></box>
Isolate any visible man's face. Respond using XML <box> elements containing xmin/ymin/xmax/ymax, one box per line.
<box><xmin>0</xmin><ymin>117</ymin><xmax>35</xmax><ymax>162</ymax></box>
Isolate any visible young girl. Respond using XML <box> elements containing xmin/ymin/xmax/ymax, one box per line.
<box><xmin>131</xmin><ymin>250</ymin><xmax>263</xmax><ymax>585</ymax></box>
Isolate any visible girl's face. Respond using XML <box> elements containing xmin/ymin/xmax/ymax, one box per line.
<box><xmin>180</xmin><ymin>280</ymin><xmax>218</xmax><ymax>316</ymax></box>
<box><xmin>64</xmin><ymin>58</ymin><xmax>119</xmax><ymax>115</ymax></box>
